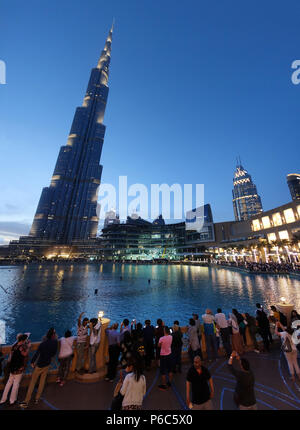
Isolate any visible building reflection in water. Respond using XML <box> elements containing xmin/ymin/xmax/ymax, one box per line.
<box><xmin>1</xmin><ymin>263</ymin><xmax>300</xmax><ymax>344</ymax></box>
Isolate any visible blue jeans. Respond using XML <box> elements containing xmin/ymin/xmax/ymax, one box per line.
<box><xmin>205</xmin><ymin>334</ymin><xmax>218</xmax><ymax>360</ymax></box>
<box><xmin>89</xmin><ymin>343</ymin><xmax>99</xmax><ymax>373</ymax></box>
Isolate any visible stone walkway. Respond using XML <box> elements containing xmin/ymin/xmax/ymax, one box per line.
<box><xmin>1</xmin><ymin>343</ymin><xmax>300</xmax><ymax>411</ymax></box>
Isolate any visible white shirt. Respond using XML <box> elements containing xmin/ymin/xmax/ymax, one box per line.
<box><xmin>202</xmin><ymin>314</ymin><xmax>215</xmax><ymax>325</ymax></box>
<box><xmin>228</xmin><ymin>317</ymin><xmax>239</xmax><ymax>334</ymax></box>
<box><xmin>215</xmin><ymin>313</ymin><xmax>229</xmax><ymax>329</ymax></box>
<box><xmin>90</xmin><ymin>321</ymin><xmax>101</xmax><ymax>345</ymax></box>
<box><xmin>120</xmin><ymin>372</ymin><xmax>146</xmax><ymax>407</ymax></box>
<box><xmin>59</xmin><ymin>336</ymin><xmax>76</xmax><ymax>358</ymax></box>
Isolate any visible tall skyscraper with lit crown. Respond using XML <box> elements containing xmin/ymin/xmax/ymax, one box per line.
<box><xmin>29</xmin><ymin>24</ymin><xmax>114</xmax><ymax>243</ymax></box>
<box><xmin>232</xmin><ymin>160</ymin><xmax>263</xmax><ymax>221</ymax></box>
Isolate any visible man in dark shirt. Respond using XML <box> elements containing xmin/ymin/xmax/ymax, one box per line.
<box><xmin>256</xmin><ymin>303</ymin><xmax>273</xmax><ymax>345</ymax></box>
<box><xmin>20</xmin><ymin>328</ymin><xmax>58</xmax><ymax>408</ymax></box>
<box><xmin>186</xmin><ymin>355</ymin><xmax>214</xmax><ymax>410</ymax></box>
<box><xmin>105</xmin><ymin>323</ymin><xmax>120</xmax><ymax>382</ymax></box>
<box><xmin>228</xmin><ymin>351</ymin><xmax>257</xmax><ymax>410</ymax></box>
<box><xmin>143</xmin><ymin>320</ymin><xmax>155</xmax><ymax>370</ymax></box>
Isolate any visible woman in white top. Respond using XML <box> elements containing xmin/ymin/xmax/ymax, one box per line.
<box><xmin>120</xmin><ymin>359</ymin><xmax>146</xmax><ymax>410</ymax></box>
<box><xmin>57</xmin><ymin>330</ymin><xmax>76</xmax><ymax>386</ymax></box>
<box><xmin>275</xmin><ymin>321</ymin><xmax>300</xmax><ymax>381</ymax></box>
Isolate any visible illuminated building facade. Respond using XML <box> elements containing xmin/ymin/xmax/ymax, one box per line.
<box><xmin>232</xmin><ymin>161</ymin><xmax>263</xmax><ymax>221</ymax></box>
<box><xmin>287</xmin><ymin>173</ymin><xmax>300</xmax><ymax>201</ymax></box>
<box><xmin>29</xmin><ymin>25</ymin><xmax>114</xmax><ymax>243</ymax></box>
<box><xmin>101</xmin><ymin>216</ymin><xmax>186</xmax><ymax>260</ymax></box>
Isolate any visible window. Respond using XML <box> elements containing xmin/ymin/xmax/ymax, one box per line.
<box><xmin>267</xmin><ymin>233</ymin><xmax>277</xmax><ymax>243</ymax></box>
<box><xmin>272</xmin><ymin>212</ymin><xmax>282</xmax><ymax>226</ymax></box>
<box><xmin>262</xmin><ymin>216</ymin><xmax>271</xmax><ymax>229</ymax></box>
<box><xmin>252</xmin><ymin>219</ymin><xmax>261</xmax><ymax>231</ymax></box>
<box><xmin>297</xmin><ymin>205</ymin><xmax>300</xmax><ymax>218</ymax></box>
<box><xmin>278</xmin><ymin>230</ymin><xmax>289</xmax><ymax>240</ymax></box>
<box><xmin>284</xmin><ymin>208</ymin><xmax>295</xmax><ymax>224</ymax></box>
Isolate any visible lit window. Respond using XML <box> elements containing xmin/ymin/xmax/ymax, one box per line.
<box><xmin>252</xmin><ymin>219</ymin><xmax>261</xmax><ymax>231</ymax></box>
<box><xmin>262</xmin><ymin>216</ymin><xmax>271</xmax><ymax>229</ymax></box>
<box><xmin>279</xmin><ymin>230</ymin><xmax>289</xmax><ymax>240</ymax></box>
<box><xmin>272</xmin><ymin>212</ymin><xmax>282</xmax><ymax>226</ymax></box>
<box><xmin>267</xmin><ymin>233</ymin><xmax>277</xmax><ymax>243</ymax></box>
<box><xmin>283</xmin><ymin>208</ymin><xmax>295</xmax><ymax>224</ymax></box>
<box><xmin>297</xmin><ymin>205</ymin><xmax>300</xmax><ymax>218</ymax></box>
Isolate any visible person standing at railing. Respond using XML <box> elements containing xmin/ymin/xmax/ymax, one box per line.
<box><xmin>88</xmin><ymin>317</ymin><xmax>102</xmax><ymax>374</ymax></box>
<box><xmin>202</xmin><ymin>309</ymin><xmax>218</xmax><ymax>362</ymax></box>
<box><xmin>187</xmin><ymin>319</ymin><xmax>203</xmax><ymax>361</ymax></box>
<box><xmin>0</xmin><ymin>334</ymin><xmax>30</xmax><ymax>406</ymax></box>
<box><xmin>19</xmin><ymin>328</ymin><xmax>58</xmax><ymax>409</ymax></box>
<box><xmin>76</xmin><ymin>312</ymin><xmax>89</xmax><ymax>374</ymax></box>
<box><xmin>57</xmin><ymin>330</ymin><xmax>77</xmax><ymax>386</ymax></box>
<box><xmin>215</xmin><ymin>308</ymin><xmax>232</xmax><ymax>358</ymax></box>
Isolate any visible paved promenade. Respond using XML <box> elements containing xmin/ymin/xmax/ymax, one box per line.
<box><xmin>1</xmin><ymin>341</ymin><xmax>300</xmax><ymax>411</ymax></box>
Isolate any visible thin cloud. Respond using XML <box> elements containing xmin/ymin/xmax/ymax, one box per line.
<box><xmin>0</xmin><ymin>221</ymin><xmax>30</xmax><ymax>244</ymax></box>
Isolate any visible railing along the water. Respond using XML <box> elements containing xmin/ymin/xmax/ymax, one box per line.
<box><xmin>0</xmin><ymin>318</ymin><xmax>110</xmax><ymax>389</ymax></box>
<box><xmin>0</xmin><ymin>320</ymin><xmax>267</xmax><ymax>390</ymax></box>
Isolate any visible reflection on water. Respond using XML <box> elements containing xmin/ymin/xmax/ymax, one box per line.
<box><xmin>0</xmin><ymin>263</ymin><xmax>300</xmax><ymax>344</ymax></box>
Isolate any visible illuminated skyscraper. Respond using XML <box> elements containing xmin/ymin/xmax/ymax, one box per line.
<box><xmin>29</xmin><ymin>24</ymin><xmax>113</xmax><ymax>243</ymax></box>
<box><xmin>232</xmin><ymin>160</ymin><xmax>263</xmax><ymax>221</ymax></box>
<box><xmin>287</xmin><ymin>173</ymin><xmax>300</xmax><ymax>201</ymax></box>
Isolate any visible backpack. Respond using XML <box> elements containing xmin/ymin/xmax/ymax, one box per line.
<box><xmin>281</xmin><ymin>334</ymin><xmax>292</xmax><ymax>353</ymax></box>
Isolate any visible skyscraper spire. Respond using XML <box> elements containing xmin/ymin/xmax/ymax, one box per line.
<box><xmin>97</xmin><ymin>22</ymin><xmax>114</xmax><ymax>71</ymax></box>
<box><xmin>29</xmin><ymin>25</ymin><xmax>114</xmax><ymax>243</ymax></box>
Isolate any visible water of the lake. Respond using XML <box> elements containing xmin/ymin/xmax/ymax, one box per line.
<box><xmin>1</xmin><ymin>263</ymin><xmax>300</xmax><ymax>344</ymax></box>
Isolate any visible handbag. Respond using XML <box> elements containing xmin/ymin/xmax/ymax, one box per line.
<box><xmin>281</xmin><ymin>335</ymin><xmax>292</xmax><ymax>353</ymax></box>
<box><xmin>110</xmin><ymin>391</ymin><xmax>124</xmax><ymax>411</ymax></box>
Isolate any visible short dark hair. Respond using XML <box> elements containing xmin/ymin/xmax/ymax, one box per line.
<box><xmin>90</xmin><ymin>318</ymin><xmax>98</xmax><ymax>326</ymax></box>
<box><xmin>164</xmin><ymin>326</ymin><xmax>170</xmax><ymax>335</ymax></box>
<box><xmin>46</xmin><ymin>327</ymin><xmax>55</xmax><ymax>339</ymax></box>
<box><xmin>157</xmin><ymin>319</ymin><xmax>163</xmax><ymax>326</ymax></box>
<box><xmin>241</xmin><ymin>358</ymin><xmax>250</xmax><ymax>371</ymax></box>
<box><xmin>123</xmin><ymin>319</ymin><xmax>130</xmax><ymax>326</ymax></box>
<box><xmin>189</xmin><ymin>318</ymin><xmax>195</xmax><ymax>326</ymax></box>
<box><xmin>18</xmin><ymin>334</ymin><xmax>28</xmax><ymax>342</ymax></box>
<box><xmin>217</xmin><ymin>308</ymin><xmax>222</xmax><ymax>313</ymax></box>
<box><xmin>270</xmin><ymin>306</ymin><xmax>277</xmax><ymax>311</ymax></box>
<box><xmin>256</xmin><ymin>303</ymin><xmax>261</xmax><ymax>309</ymax></box>
<box><xmin>83</xmin><ymin>317</ymin><xmax>89</xmax><ymax>323</ymax></box>
<box><xmin>145</xmin><ymin>320</ymin><xmax>151</xmax><ymax>325</ymax></box>
<box><xmin>65</xmin><ymin>330</ymin><xmax>72</xmax><ymax>338</ymax></box>
<box><xmin>174</xmin><ymin>320</ymin><xmax>179</xmax><ymax>326</ymax></box>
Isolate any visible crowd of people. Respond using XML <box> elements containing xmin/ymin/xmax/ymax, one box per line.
<box><xmin>215</xmin><ymin>260</ymin><xmax>300</xmax><ymax>274</ymax></box>
<box><xmin>1</xmin><ymin>303</ymin><xmax>300</xmax><ymax>410</ymax></box>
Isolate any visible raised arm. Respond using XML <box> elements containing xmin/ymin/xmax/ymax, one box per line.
<box><xmin>275</xmin><ymin>321</ymin><xmax>284</xmax><ymax>336</ymax></box>
<box><xmin>78</xmin><ymin>312</ymin><xmax>85</xmax><ymax>327</ymax></box>
<box><xmin>227</xmin><ymin>351</ymin><xmax>238</xmax><ymax>376</ymax></box>
<box><xmin>120</xmin><ymin>375</ymin><xmax>129</xmax><ymax>396</ymax></box>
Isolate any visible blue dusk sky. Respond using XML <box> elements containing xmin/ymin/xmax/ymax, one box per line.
<box><xmin>0</xmin><ymin>0</ymin><xmax>300</xmax><ymax>243</ymax></box>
